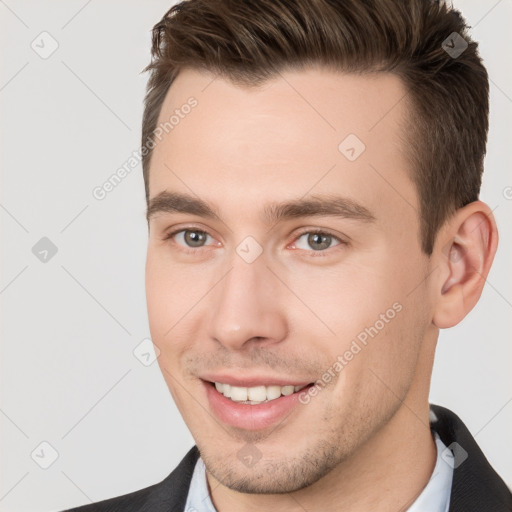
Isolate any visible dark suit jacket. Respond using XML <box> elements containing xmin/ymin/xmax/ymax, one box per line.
<box><xmin>61</xmin><ymin>404</ymin><xmax>512</xmax><ymax>511</ymax></box>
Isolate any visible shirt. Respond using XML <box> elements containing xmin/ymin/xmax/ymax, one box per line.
<box><xmin>183</xmin><ymin>429</ymin><xmax>453</xmax><ymax>512</ymax></box>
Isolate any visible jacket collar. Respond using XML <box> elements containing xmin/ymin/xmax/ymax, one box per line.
<box><xmin>430</xmin><ymin>404</ymin><xmax>512</xmax><ymax>511</ymax></box>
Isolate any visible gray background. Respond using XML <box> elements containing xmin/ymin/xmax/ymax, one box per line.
<box><xmin>1</xmin><ymin>0</ymin><xmax>510</xmax><ymax>510</ymax></box>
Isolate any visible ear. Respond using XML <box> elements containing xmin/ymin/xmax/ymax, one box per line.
<box><xmin>432</xmin><ymin>200</ymin><xmax>498</xmax><ymax>329</ymax></box>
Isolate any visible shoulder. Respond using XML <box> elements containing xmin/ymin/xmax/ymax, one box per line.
<box><xmin>60</xmin><ymin>445</ymin><xmax>200</xmax><ymax>512</ymax></box>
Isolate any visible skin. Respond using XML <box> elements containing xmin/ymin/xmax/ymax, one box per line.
<box><xmin>145</xmin><ymin>67</ymin><xmax>498</xmax><ymax>511</ymax></box>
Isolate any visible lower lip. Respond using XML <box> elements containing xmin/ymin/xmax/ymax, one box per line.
<box><xmin>203</xmin><ymin>380</ymin><xmax>313</xmax><ymax>430</ymax></box>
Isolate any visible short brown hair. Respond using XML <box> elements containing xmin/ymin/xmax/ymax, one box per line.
<box><xmin>141</xmin><ymin>0</ymin><xmax>489</xmax><ymax>254</ymax></box>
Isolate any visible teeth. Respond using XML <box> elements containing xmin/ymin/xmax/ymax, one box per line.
<box><xmin>267</xmin><ymin>385</ymin><xmax>282</xmax><ymax>400</ymax></box>
<box><xmin>230</xmin><ymin>386</ymin><xmax>247</xmax><ymax>402</ymax></box>
<box><xmin>247</xmin><ymin>385</ymin><xmax>266</xmax><ymax>401</ymax></box>
<box><xmin>281</xmin><ymin>385</ymin><xmax>294</xmax><ymax>396</ymax></box>
<box><xmin>213</xmin><ymin>382</ymin><xmax>308</xmax><ymax>404</ymax></box>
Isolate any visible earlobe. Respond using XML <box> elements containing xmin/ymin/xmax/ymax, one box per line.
<box><xmin>432</xmin><ymin>201</ymin><xmax>498</xmax><ymax>329</ymax></box>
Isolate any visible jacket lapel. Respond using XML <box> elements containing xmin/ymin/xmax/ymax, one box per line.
<box><xmin>430</xmin><ymin>404</ymin><xmax>512</xmax><ymax>512</ymax></box>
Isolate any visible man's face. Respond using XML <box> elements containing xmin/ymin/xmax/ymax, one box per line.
<box><xmin>145</xmin><ymin>67</ymin><xmax>435</xmax><ymax>493</ymax></box>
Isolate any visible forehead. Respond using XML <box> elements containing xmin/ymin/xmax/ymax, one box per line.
<box><xmin>148</xmin><ymin>67</ymin><xmax>417</xmax><ymax>225</ymax></box>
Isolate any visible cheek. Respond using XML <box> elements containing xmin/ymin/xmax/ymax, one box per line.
<box><xmin>145</xmin><ymin>248</ymin><xmax>196</xmax><ymax>324</ymax></box>
<box><xmin>355</xmin><ymin>278</ymin><xmax>431</xmax><ymax>397</ymax></box>
<box><xmin>145</xmin><ymin>250</ymin><xmax>190</xmax><ymax>356</ymax></box>
<box><xmin>302</xmin><ymin>258</ymin><xmax>425</xmax><ymax>381</ymax></box>
<box><xmin>145</xmin><ymin>254</ymin><xmax>173</xmax><ymax>331</ymax></box>
<box><xmin>283</xmin><ymin>260</ymin><xmax>396</xmax><ymax>339</ymax></box>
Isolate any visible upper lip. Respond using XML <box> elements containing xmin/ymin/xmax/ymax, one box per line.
<box><xmin>200</xmin><ymin>373</ymin><xmax>313</xmax><ymax>388</ymax></box>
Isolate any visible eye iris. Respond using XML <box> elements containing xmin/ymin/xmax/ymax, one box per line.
<box><xmin>308</xmin><ymin>233</ymin><xmax>331</xmax><ymax>251</ymax></box>
<box><xmin>185</xmin><ymin>230</ymin><xmax>207</xmax><ymax>247</ymax></box>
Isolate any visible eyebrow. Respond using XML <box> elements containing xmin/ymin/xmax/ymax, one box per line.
<box><xmin>146</xmin><ymin>191</ymin><xmax>376</xmax><ymax>226</ymax></box>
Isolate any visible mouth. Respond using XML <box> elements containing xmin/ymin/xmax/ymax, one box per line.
<box><xmin>207</xmin><ymin>380</ymin><xmax>313</xmax><ymax>405</ymax></box>
<box><xmin>201</xmin><ymin>379</ymin><xmax>315</xmax><ymax>430</ymax></box>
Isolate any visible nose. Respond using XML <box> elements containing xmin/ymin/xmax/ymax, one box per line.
<box><xmin>208</xmin><ymin>253</ymin><xmax>288</xmax><ymax>351</ymax></box>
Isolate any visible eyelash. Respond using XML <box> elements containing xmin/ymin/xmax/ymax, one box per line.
<box><xmin>161</xmin><ymin>227</ymin><xmax>348</xmax><ymax>258</ymax></box>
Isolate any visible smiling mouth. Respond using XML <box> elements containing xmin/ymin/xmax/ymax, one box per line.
<box><xmin>206</xmin><ymin>380</ymin><xmax>313</xmax><ymax>405</ymax></box>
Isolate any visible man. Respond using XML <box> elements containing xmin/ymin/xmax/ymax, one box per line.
<box><xmin>63</xmin><ymin>0</ymin><xmax>511</xmax><ymax>510</ymax></box>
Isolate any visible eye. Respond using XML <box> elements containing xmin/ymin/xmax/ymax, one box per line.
<box><xmin>163</xmin><ymin>228</ymin><xmax>217</xmax><ymax>250</ymax></box>
<box><xmin>291</xmin><ymin>229</ymin><xmax>345</xmax><ymax>255</ymax></box>
<box><xmin>162</xmin><ymin>227</ymin><xmax>347</xmax><ymax>256</ymax></box>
